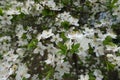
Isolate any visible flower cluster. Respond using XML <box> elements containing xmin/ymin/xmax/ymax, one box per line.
<box><xmin>0</xmin><ymin>0</ymin><xmax>120</xmax><ymax>80</ymax></box>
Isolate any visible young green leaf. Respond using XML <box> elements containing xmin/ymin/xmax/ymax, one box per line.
<box><xmin>106</xmin><ymin>61</ymin><xmax>115</xmax><ymax>71</ymax></box>
<box><xmin>27</xmin><ymin>39</ymin><xmax>38</xmax><ymax>50</ymax></box>
<box><xmin>60</xmin><ymin>32</ymin><xmax>68</xmax><ymax>42</ymax></box>
<box><xmin>70</xmin><ymin>43</ymin><xmax>80</xmax><ymax>53</ymax></box>
<box><xmin>103</xmin><ymin>36</ymin><xmax>116</xmax><ymax>46</ymax></box>
<box><xmin>57</xmin><ymin>42</ymin><xmax>67</xmax><ymax>55</ymax></box>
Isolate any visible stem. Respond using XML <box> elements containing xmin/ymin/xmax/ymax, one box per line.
<box><xmin>72</xmin><ymin>53</ymin><xmax>78</xmax><ymax>79</ymax></box>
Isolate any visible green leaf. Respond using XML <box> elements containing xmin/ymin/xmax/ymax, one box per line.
<box><xmin>42</xmin><ymin>9</ymin><xmax>55</xmax><ymax>17</ymax></box>
<box><xmin>22</xmin><ymin>77</ymin><xmax>27</xmax><ymax>80</ymax></box>
<box><xmin>89</xmin><ymin>76</ymin><xmax>96</xmax><ymax>80</ymax></box>
<box><xmin>0</xmin><ymin>54</ymin><xmax>3</xmax><ymax>60</ymax></box>
<box><xmin>103</xmin><ymin>36</ymin><xmax>116</xmax><ymax>46</ymax></box>
<box><xmin>41</xmin><ymin>26</ymin><xmax>48</xmax><ymax>30</ymax></box>
<box><xmin>59</xmin><ymin>43</ymin><xmax>67</xmax><ymax>50</ymax></box>
<box><xmin>106</xmin><ymin>61</ymin><xmax>115</xmax><ymax>71</ymax></box>
<box><xmin>111</xmin><ymin>0</ymin><xmax>118</xmax><ymax>5</ymax></box>
<box><xmin>61</xmin><ymin>0</ymin><xmax>71</xmax><ymax>5</ymax></box>
<box><xmin>34</xmin><ymin>0</ymin><xmax>40</xmax><ymax>3</ymax></box>
<box><xmin>70</xmin><ymin>43</ymin><xmax>80</xmax><ymax>53</ymax></box>
<box><xmin>63</xmin><ymin>73</ymin><xmax>74</xmax><ymax>79</ymax></box>
<box><xmin>61</xmin><ymin>21</ymin><xmax>70</xmax><ymax>30</ymax></box>
<box><xmin>116</xmin><ymin>51</ymin><xmax>120</xmax><ymax>56</ymax></box>
<box><xmin>106</xmin><ymin>0</ymin><xmax>118</xmax><ymax>10</ymax></box>
<box><xmin>89</xmin><ymin>72</ymin><xmax>96</xmax><ymax>80</ymax></box>
<box><xmin>27</xmin><ymin>39</ymin><xmax>38</xmax><ymax>50</ymax></box>
<box><xmin>74</xmin><ymin>43</ymin><xmax>80</xmax><ymax>49</ymax></box>
<box><xmin>88</xmin><ymin>44</ymin><xmax>94</xmax><ymax>54</ymax></box>
<box><xmin>57</xmin><ymin>43</ymin><xmax>67</xmax><ymax>55</ymax></box>
<box><xmin>45</xmin><ymin>67</ymin><xmax>54</xmax><ymax>80</ymax></box>
<box><xmin>12</xmin><ymin>13</ymin><xmax>25</xmax><ymax>22</ymax></box>
<box><xmin>60</xmin><ymin>32</ymin><xmax>68</xmax><ymax>42</ymax></box>
<box><xmin>0</xmin><ymin>8</ymin><xmax>3</xmax><ymax>16</ymax></box>
<box><xmin>22</xmin><ymin>33</ymin><xmax>27</xmax><ymax>39</ymax></box>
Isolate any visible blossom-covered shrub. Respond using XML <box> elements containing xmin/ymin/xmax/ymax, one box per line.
<box><xmin>0</xmin><ymin>0</ymin><xmax>120</xmax><ymax>80</ymax></box>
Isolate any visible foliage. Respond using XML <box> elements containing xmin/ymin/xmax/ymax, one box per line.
<box><xmin>0</xmin><ymin>0</ymin><xmax>120</xmax><ymax>80</ymax></box>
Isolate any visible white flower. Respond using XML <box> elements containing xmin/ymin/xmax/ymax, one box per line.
<box><xmin>88</xmin><ymin>0</ymin><xmax>97</xmax><ymax>3</ymax></box>
<box><xmin>93</xmin><ymin>69</ymin><xmax>103</xmax><ymax>80</ymax></box>
<box><xmin>15</xmin><ymin>64</ymin><xmax>30</xmax><ymax>80</ymax></box>
<box><xmin>31</xmin><ymin>3</ymin><xmax>43</xmax><ymax>16</ymax></box>
<box><xmin>0</xmin><ymin>36</ymin><xmax>11</xmax><ymax>42</ymax></box>
<box><xmin>106</xmin><ymin>33</ymin><xmax>116</xmax><ymax>39</ymax></box>
<box><xmin>115</xmin><ymin>56</ymin><xmax>120</xmax><ymax>66</ymax></box>
<box><xmin>3</xmin><ymin>50</ymin><xmax>18</xmax><ymax>62</ymax></box>
<box><xmin>45</xmin><ymin>53</ymin><xmax>55</xmax><ymax>66</ymax></box>
<box><xmin>106</xmin><ymin>45</ymin><xmax>120</xmax><ymax>52</ymax></box>
<box><xmin>56</xmin><ymin>12</ymin><xmax>79</xmax><ymax>26</ymax></box>
<box><xmin>21</xmin><ymin>7</ymin><xmax>29</xmax><ymax>14</ymax></box>
<box><xmin>20</xmin><ymin>0</ymin><xmax>34</xmax><ymax>14</ymax></box>
<box><xmin>55</xmin><ymin>62</ymin><xmax>71</xmax><ymax>76</ymax></box>
<box><xmin>0</xmin><ymin>62</ymin><xmax>13</xmax><ymax>80</ymax></box>
<box><xmin>37</xmin><ymin>33</ymin><xmax>41</xmax><ymax>41</ymax></box>
<box><xmin>55</xmin><ymin>54</ymin><xmax>65</xmax><ymax>65</ymax></box>
<box><xmin>83</xmin><ymin>28</ymin><xmax>94</xmax><ymax>37</ymax></box>
<box><xmin>54</xmin><ymin>72</ymin><xmax>63</xmax><ymax>80</ymax></box>
<box><xmin>16</xmin><ymin>48</ymin><xmax>25</xmax><ymax>57</ymax></box>
<box><xmin>45</xmin><ymin>50</ymin><xmax>64</xmax><ymax>67</ymax></box>
<box><xmin>51</xmin><ymin>34</ymin><xmax>63</xmax><ymax>44</ymax></box>
<box><xmin>16</xmin><ymin>24</ymin><xmax>26</xmax><ymax>39</ymax></box>
<box><xmin>67</xmin><ymin>31</ymin><xmax>83</xmax><ymax>40</ymax></box>
<box><xmin>40</xmin><ymin>29</ymin><xmax>54</xmax><ymax>39</ymax></box>
<box><xmin>17</xmin><ymin>39</ymin><xmax>28</xmax><ymax>46</ymax></box>
<box><xmin>105</xmin><ymin>29</ymin><xmax>117</xmax><ymax>39</ymax></box>
<box><xmin>77</xmin><ymin>50</ymin><xmax>88</xmax><ymax>59</ymax></box>
<box><xmin>94</xmin><ymin>46</ymin><xmax>104</xmax><ymax>57</ymax></box>
<box><xmin>33</xmin><ymin>42</ymin><xmax>46</xmax><ymax>56</ymax></box>
<box><xmin>5</xmin><ymin>8</ymin><xmax>20</xmax><ymax>15</ymax></box>
<box><xmin>68</xmin><ymin>17</ymin><xmax>79</xmax><ymax>26</ymax></box>
<box><xmin>65</xmin><ymin>40</ymin><xmax>73</xmax><ymax>49</ymax></box>
<box><xmin>67</xmin><ymin>31</ymin><xmax>90</xmax><ymax>51</ymax></box>
<box><xmin>107</xmin><ymin>54</ymin><xmax>114</xmax><ymax>58</ymax></box>
<box><xmin>95</xmin><ymin>30</ymin><xmax>106</xmax><ymax>41</ymax></box>
<box><xmin>46</xmin><ymin>44</ymin><xmax>58</xmax><ymax>53</ymax></box>
<box><xmin>106</xmin><ymin>54</ymin><xmax>120</xmax><ymax>67</ymax></box>
<box><xmin>31</xmin><ymin>74</ymin><xmax>39</xmax><ymax>80</ymax></box>
<box><xmin>0</xmin><ymin>15</ymin><xmax>13</xmax><ymax>25</ymax></box>
<box><xmin>41</xmin><ymin>0</ymin><xmax>62</xmax><ymax>10</ymax></box>
<box><xmin>113</xmin><ymin>5</ymin><xmax>120</xmax><ymax>21</ymax></box>
<box><xmin>78</xmin><ymin>37</ymin><xmax>90</xmax><ymax>51</ymax></box>
<box><xmin>106</xmin><ymin>54</ymin><xmax>116</xmax><ymax>65</ymax></box>
<box><xmin>78</xmin><ymin>74</ymin><xmax>89</xmax><ymax>80</ymax></box>
<box><xmin>26</xmin><ymin>33</ymin><xmax>32</xmax><ymax>39</ymax></box>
